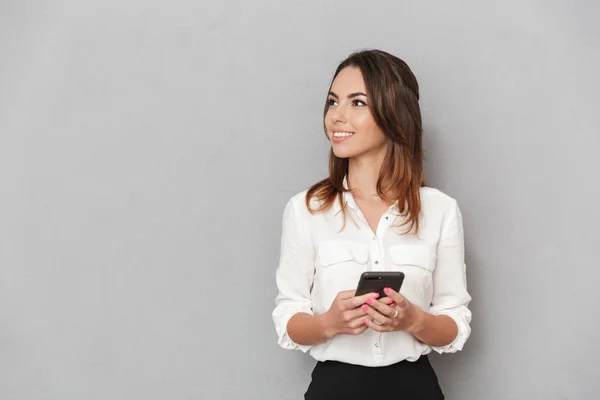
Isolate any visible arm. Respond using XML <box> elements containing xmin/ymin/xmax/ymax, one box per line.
<box><xmin>288</xmin><ymin>290</ymin><xmax>378</xmax><ymax>346</ymax></box>
<box><xmin>410</xmin><ymin>311</ymin><xmax>459</xmax><ymax>347</ymax></box>
<box><xmin>424</xmin><ymin>199</ymin><xmax>472</xmax><ymax>352</ymax></box>
<box><xmin>286</xmin><ymin>313</ymin><xmax>330</xmax><ymax>346</ymax></box>
<box><xmin>272</xmin><ymin>197</ymin><xmax>318</xmax><ymax>352</ymax></box>
<box><xmin>362</xmin><ymin>287</ymin><xmax>461</xmax><ymax>348</ymax></box>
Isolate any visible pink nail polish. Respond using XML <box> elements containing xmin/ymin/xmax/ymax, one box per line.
<box><xmin>384</xmin><ymin>287</ymin><xmax>391</xmax><ymax>294</ymax></box>
<box><xmin>371</xmin><ymin>293</ymin><xmax>380</xmax><ymax>299</ymax></box>
<box><xmin>366</xmin><ymin>298</ymin><xmax>373</xmax><ymax>305</ymax></box>
<box><xmin>362</xmin><ymin>305</ymin><xmax>369</xmax><ymax>311</ymax></box>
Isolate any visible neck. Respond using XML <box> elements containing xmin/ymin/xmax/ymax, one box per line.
<box><xmin>347</xmin><ymin>149</ymin><xmax>387</xmax><ymax>201</ymax></box>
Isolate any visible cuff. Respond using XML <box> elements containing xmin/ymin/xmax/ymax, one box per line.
<box><xmin>430</xmin><ymin>307</ymin><xmax>472</xmax><ymax>354</ymax></box>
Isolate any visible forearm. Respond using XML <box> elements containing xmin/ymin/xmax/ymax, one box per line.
<box><xmin>411</xmin><ymin>310</ymin><xmax>458</xmax><ymax>347</ymax></box>
<box><xmin>287</xmin><ymin>312</ymin><xmax>331</xmax><ymax>346</ymax></box>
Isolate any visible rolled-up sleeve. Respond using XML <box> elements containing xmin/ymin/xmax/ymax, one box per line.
<box><xmin>272</xmin><ymin>197</ymin><xmax>315</xmax><ymax>352</ymax></box>
<box><xmin>429</xmin><ymin>199</ymin><xmax>472</xmax><ymax>354</ymax></box>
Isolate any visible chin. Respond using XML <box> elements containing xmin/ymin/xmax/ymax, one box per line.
<box><xmin>331</xmin><ymin>145</ymin><xmax>359</xmax><ymax>159</ymax></box>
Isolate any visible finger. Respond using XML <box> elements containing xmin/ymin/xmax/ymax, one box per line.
<box><xmin>346</xmin><ymin>292</ymin><xmax>380</xmax><ymax>310</ymax></box>
<box><xmin>343</xmin><ymin>306</ymin><xmax>369</xmax><ymax>321</ymax></box>
<box><xmin>384</xmin><ymin>288</ymin><xmax>408</xmax><ymax>308</ymax></box>
<box><xmin>337</xmin><ymin>290</ymin><xmax>356</xmax><ymax>300</ymax></box>
<box><xmin>348</xmin><ymin>315</ymin><xmax>371</xmax><ymax>329</ymax></box>
<box><xmin>362</xmin><ymin>304</ymin><xmax>390</xmax><ymax>325</ymax></box>
<box><xmin>380</xmin><ymin>298</ymin><xmax>398</xmax><ymax>308</ymax></box>
<box><xmin>395</xmin><ymin>294</ymin><xmax>408</xmax><ymax>309</ymax></box>
<box><xmin>366</xmin><ymin>297</ymin><xmax>394</xmax><ymax>316</ymax></box>
<box><xmin>351</xmin><ymin>324</ymin><xmax>369</xmax><ymax>335</ymax></box>
<box><xmin>363</xmin><ymin>317</ymin><xmax>391</xmax><ymax>333</ymax></box>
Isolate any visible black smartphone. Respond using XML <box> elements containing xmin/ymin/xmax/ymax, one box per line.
<box><xmin>355</xmin><ymin>271</ymin><xmax>405</xmax><ymax>298</ymax></box>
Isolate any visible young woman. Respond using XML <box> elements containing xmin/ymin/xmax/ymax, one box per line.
<box><xmin>272</xmin><ymin>49</ymin><xmax>472</xmax><ymax>399</ymax></box>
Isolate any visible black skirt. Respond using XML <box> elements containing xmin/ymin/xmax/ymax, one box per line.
<box><xmin>304</xmin><ymin>355</ymin><xmax>445</xmax><ymax>400</ymax></box>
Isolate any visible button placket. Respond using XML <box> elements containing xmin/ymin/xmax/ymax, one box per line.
<box><xmin>372</xmin><ymin>332</ymin><xmax>383</xmax><ymax>357</ymax></box>
<box><xmin>370</xmin><ymin>227</ymin><xmax>381</xmax><ymax>271</ymax></box>
<box><xmin>371</xmin><ymin>249</ymin><xmax>380</xmax><ymax>269</ymax></box>
<box><xmin>371</xmin><ymin>213</ymin><xmax>390</xmax><ymax>270</ymax></box>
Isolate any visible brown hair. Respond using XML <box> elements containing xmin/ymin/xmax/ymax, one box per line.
<box><xmin>305</xmin><ymin>49</ymin><xmax>424</xmax><ymax>234</ymax></box>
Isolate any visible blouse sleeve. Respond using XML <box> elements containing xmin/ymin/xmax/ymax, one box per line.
<box><xmin>429</xmin><ymin>199</ymin><xmax>473</xmax><ymax>354</ymax></box>
<box><xmin>272</xmin><ymin>197</ymin><xmax>316</xmax><ymax>352</ymax></box>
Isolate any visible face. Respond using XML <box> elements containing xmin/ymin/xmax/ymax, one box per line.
<box><xmin>325</xmin><ymin>66</ymin><xmax>388</xmax><ymax>160</ymax></box>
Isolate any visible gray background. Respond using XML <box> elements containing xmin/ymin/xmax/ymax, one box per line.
<box><xmin>1</xmin><ymin>1</ymin><xmax>599</xmax><ymax>399</ymax></box>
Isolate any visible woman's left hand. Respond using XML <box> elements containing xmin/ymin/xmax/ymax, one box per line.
<box><xmin>361</xmin><ymin>287</ymin><xmax>425</xmax><ymax>333</ymax></box>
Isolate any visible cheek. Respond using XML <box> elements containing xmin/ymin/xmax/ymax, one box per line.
<box><xmin>352</xmin><ymin>114</ymin><xmax>386</xmax><ymax>143</ymax></box>
<box><xmin>324</xmin><ymin>118</ymin><xmax>333</xmax><ymax>134</ymax></box>
<box><xmin>324</xmin><ymin>114</ymin><xmax>336</xmax><ymax>135</ymax></box>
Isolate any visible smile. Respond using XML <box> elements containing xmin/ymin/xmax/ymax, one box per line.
<box><xmin>333</xmin><ymin>131</ymin><xmax>354</xmax><ymax>137</ymax></box>
<box><xmin>331</xmin><ymin>131</ymin><xmax>355</xmax><ymax>143</ymax></box>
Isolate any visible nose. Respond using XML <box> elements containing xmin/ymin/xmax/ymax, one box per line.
<box><xmin>329</xmin><ymin>104</ymin><xmax>348</xmax><ymax>124</ymax></box>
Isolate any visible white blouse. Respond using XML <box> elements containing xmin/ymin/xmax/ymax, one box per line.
<box><xmin>272</xmin><ymin>184</ymin><xmax>472</xmax><ymax>367</ymax></box>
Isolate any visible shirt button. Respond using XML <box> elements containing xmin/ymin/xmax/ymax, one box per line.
<box><xmin>385</xmin><ymin>216</ymin><xmax>389</xmax><ymax>220</ymax></box>
<box><xmin>372</xmin><ymin>236</ymin><xmax>376</xmax><ymax>240</ymax></box>
<box><xmin>374</xmin><ymin>260</ymin><xmax>379</xmax><ymax>265</ymax></box>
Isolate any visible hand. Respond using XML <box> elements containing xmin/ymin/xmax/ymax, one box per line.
<box><xmin>361</xmin><ymin>287</ymin><xmax>425</xmax><ymax>333</ymax></box>
<box><xmin>320</xmin><ymin>290</ymin><xmax>379</xmax><ymax>338</ymax></box>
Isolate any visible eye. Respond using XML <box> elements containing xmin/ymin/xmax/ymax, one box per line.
<box><xmin>327</xmin><ymin>98</ymin><xmax>338</xmax><ymax>106</ymax></box>
<box><xmin>353</xmin><ymin>99</ymin><xmax>367</xmax><ymax>106</ymax></box>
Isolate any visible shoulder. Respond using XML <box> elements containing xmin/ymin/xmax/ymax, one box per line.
<box><xmin>282</xmin><ymin>187</ymin><xmax>333</xmax><ymax>223</ymax></box>
<box><xmin>420</xmin><ymin>186</ymin><xmax>456</xmax><ymax>203</ymax></box>
<box><xmin>419</xmin><ymin>186</ymin><xmax>460</xmax><ymax>215</ymax></box>
<box><xmin>287</xmin><ymin>186</ymin><xmax>329</xmax><ymax>210</ymax></box>
<box><xmin>288</xmin><ymin>189</ymin><xmax>310</xmax><ymax>204</ymax></box>
<box><xmin>282</xmin><ymin>189</ymin><xmax>314</xmax><ymax>217</ymax></box>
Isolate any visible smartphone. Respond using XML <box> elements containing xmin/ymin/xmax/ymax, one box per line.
<box><xmin>355</xmin><ymin>271</ymin><xmax>405</xmax><ymax>299</ymax></box>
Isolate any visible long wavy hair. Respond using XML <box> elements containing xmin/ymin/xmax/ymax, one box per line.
<box><xmin>306</xmin><ymin>49</ymin><xmax>425</xmax><ymax>234</ymax></box>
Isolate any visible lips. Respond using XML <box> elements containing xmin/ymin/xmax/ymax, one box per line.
<box><xmin>331</xmin><ymin>131</ymin><xmax>355</xmax><ymax>143</ymax></box>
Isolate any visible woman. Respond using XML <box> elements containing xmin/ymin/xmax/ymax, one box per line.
<box><xmin>272</xmin><ymin>49</ymin><xmax>472</xmax><ymax>399</ymax></box>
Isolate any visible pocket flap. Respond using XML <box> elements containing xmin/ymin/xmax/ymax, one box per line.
<box><xmin>390</xmin><ymin>244</ymin><xmax>436</xmax><ymax>272</ymax></box>
<box><xmin>318</xmin><ymin>241</ymin><xmax>368</xmax><ymax>267</ymax></box>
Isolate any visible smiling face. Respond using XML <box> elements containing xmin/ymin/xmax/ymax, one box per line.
<box><xmin>325</xmin><ymin>66</ymin><xmax>388</xmax><ymax>160</ymax></box>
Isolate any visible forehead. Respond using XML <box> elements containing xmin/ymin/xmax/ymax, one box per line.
<box><xmin>330</xmin><ymin>66</ymin><xmax>366</xmax><ymax>93</ymax></box>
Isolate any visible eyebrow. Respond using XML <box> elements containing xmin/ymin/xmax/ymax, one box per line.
<box><xmin>328</xmin><ymin>91</ymin><xmax>368</xmax><ymax>99</ymax></box>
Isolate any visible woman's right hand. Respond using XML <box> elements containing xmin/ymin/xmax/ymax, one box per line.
<box><xmin>320</xmin><ymin>290</ymin><xmax>381</xmax><ymax>339</ymax></box>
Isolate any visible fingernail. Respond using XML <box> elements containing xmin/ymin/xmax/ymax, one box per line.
<box><xmin>361</xmin><ymin>305</ymin><xmax>369</xmax><ymax>311</ymax></box>
<box><xmin>366</xmin><ymin>298</ymin><xmax>373</xmax><ymax>305</ymax></box>
<box><xmin>363</xmin><ymin>318</ymin><xmax>369</xmax><ymax>324</ymax></box>
<box><xmin>384</xmin><ymin>288</ymin><xmax>391</xmax><ymax>294</ymax></box>
<box><xmin>390</xmin><ymin>303</ymin><xmax>397</xmax><ymax>308</ymax></box>
<box><xmin>371</xmin><ymin>293</ymin><xmax>380</xmax><ymax>299</ymax></box>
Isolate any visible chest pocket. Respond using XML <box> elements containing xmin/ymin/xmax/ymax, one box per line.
<box><xmin>390</xmin><ymin>244</ymin><xmax>436</xmax><ymax>273</ymax></box>
<box><xmin>390</xmin><ymin>244</ymin><xmax>436</xmax><ymax>307</ymax></box>
<box><xmin>313</xmin><ymin>241</ymin><xmax>368</xmax><ymax>311</ymax></box>
<box><xmin>317</xmin><ymin>241</ymin><xmax>368</xmax><ymax>268</ymax></box>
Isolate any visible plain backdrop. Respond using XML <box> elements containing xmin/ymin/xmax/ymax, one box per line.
<box><xmin>1</xmin><ymin>1</ymin><xmax>599</xmax><ymax>399</ymax></box>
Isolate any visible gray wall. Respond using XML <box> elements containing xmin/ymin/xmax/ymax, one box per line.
<box><xmin>1</xmin><ymin>1</ymin><xmax>598</xmax><ymax>399</ymax></box>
